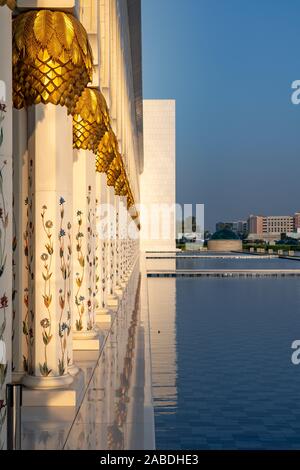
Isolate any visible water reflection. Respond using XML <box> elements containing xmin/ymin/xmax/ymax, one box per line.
<box><xmin>22</xmin><ymin>267</ymin><xmax>146</xmax><ymax>450</ymax></box>
<box><xmin>147</xmin><ymin>259</ymin><xmax>178</xmax><ymax>446</ymax></box>
<box><xmin>148</xmin><ymin>264</ymin><xmax>300</xmax><ymax>449</ymax></box>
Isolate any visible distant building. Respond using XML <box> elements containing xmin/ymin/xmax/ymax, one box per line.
<box><xmin>247</xmin><ymin>213</ymin><xmax>300</xmax><ymax>243</ymax></box>
<box><xmin>216</xmin><ymin>220</ymin><xmax>248</xmax><ymax>237</ymax></box>
<box><xmin>294</xmin><ymin>212</ymin><xmax>300</xmax><ymax>230</ymax></box>
<box><xmin>233</xmin><ymin>221</ymin><xmax>248</xmax><ymax>236</ymax></box>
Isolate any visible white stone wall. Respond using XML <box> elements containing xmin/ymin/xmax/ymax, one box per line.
<box><xmin>141</xmin><ymin>100</ymin><xmax>176</xmax><ymax>252</ymax></box>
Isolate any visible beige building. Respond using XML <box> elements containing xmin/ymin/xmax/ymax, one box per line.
<box><xmin>248</xmin><ymin>213</ymin><xmax>300</xmax><ymax>242</ymax></box>
<box><xmin>140</xmin><ymin>100</ymin><xmax>176</xmax><ymax>252</ymax></box>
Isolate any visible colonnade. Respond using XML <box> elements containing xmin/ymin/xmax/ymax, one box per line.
<box><xmin>0</xmin><ymin>0</ymin><xmax>142</xmax><ymax>448</ymax></box>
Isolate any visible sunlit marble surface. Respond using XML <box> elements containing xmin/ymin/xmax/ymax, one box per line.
<box><xmin>21</xmin><ymin>264</ymin><xmax>155</xmax><ymax>450</ymax></box>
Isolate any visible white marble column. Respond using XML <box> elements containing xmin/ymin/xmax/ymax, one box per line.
<box><xmin>106</xmin><ymin>185</ymin><xmax>118</xmax><ymax>308</ymax></box>
<box><xmin>72</xmin><ymin>149</ymin><xmax>98</xmax><ymax>340</ymax></box>
<box><xmin>12</xmin><ymin>108</ymin><xmax>29</xmax><ymax>381</ymax></box>
<box><xmin>23</xmin><ymin>104</ymin><xmax>74</xmax><ymax>390</ymax></box>
<box><xmin>0</xmin><ymin>4</ymin><xmax>13</xmax><ymax>448</ymax></box>
<box><xmin>114</xmin><ymin>194</ymin><xmax>122</xmax><ymax>295</ymax></box>
<box><xmin>119</xmin><ymin>195</ymin><xmax>127</xmax><ymax>289</ymax></box>
<box><xmin>95</xmin><ymin>172</ymin><xmax>110</xmax><ymax>318</ymax></box>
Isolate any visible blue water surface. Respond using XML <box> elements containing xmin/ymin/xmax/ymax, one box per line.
<box><xmin>149</xmin><ymin>274</ymin><xmax>300</xmax><ymax>449</ymax></box>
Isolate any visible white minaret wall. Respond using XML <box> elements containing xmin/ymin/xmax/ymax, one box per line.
<box><xmin>141</xmin><ymin>100</ymin><xmax>176</xmax><ymax>252</ymax></box>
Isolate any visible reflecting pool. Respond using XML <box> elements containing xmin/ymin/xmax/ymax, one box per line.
<box><xmin>148</xmin><ymin>268</ymin><xmax>300</xmax><ymax>449</ymax></box>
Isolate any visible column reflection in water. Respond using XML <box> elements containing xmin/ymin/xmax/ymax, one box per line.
<box><xmin>64</xmin><ymin>267</ymin><xmax>143</xmax><ymax>450</ymax></box>
<box><xmin>21</xmin><ymin>266</ymin><xmax>143</xmax><ymax>450</ymax></box>
<box><xmin>147</xmin><ymin>259</ymin><xmax>177</xmax><ymax>443</ymax></box>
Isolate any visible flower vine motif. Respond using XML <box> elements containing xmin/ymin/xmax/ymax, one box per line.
<box><xmin>75</xmin><ymin>210</ymin><xmax>85</xmax><ymax>331</ymax></box>
<box><xmin>0</xmin><ymin>292</ymin><xmax>8</xmax><ymax>444</ymax></box>
<box><xmin>22</xmin><ymin>161</ymin><xmax>35</xmax><ymax>373</ymax></box>
<box><xmin>94</xmin><ymin>199</ymin><xmax>100</xmax><ymax>310</ymax></box>
<box><xmin>101</xmin><ymin>241</ymin><xmax>106</xmax><ymax>308</ymax></box>
<box><xmin>86</xmin><ymin>187</ymin><xmax>93</xmax><ymax>330</ymax></box>
<box><xmin>39</xmin><ymin>205</ymin><xmax>53</xmax><ymax>377</ymax></box>
<box><xmin>0</xmin><ymin>102</ymin><xmax>6</xmax><ymax>149</ymax></box>
<box><xmin>0</xmin><ymin>160</ymin><xmax>8</xmax><ymax>279</ymax></box>
<box><xmin>58</xmin><ymin>198</ymin><xmax>72</xmax><ymax>376</ymax></box>
<box><xmin>12</xmin><ymin>192</ymin><xmax>18</xmax><ymax>372</ymax></box>
<box><xmin>116</xmin><ymin>210</ymin><xmax>119</xmax><ymax>280</ymax></box>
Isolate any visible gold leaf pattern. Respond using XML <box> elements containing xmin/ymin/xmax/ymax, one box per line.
<box><xmin>96</xmin><ymin>130</ymin><xmax>119</xmax><ymax>173</ymax></box>
<box><xmin>12</xmin><ymin>10</ymin><xmax>93</xmax><ymax>113</ymax></box>
<box><xmin>107</xmin><ymin>154</ymin><xmax>122</xmax><ymax>187</ymax></box>
<box><xmin>53</xmin><ymin>11</ymin><xmax>74</xmax><ymax>50</ymax></box>
<box><xmin>33</xmin><ymin>10</ymin><xmax>54</xmax><ymax>48</ymax></box>
<box><xmin>73</xmin><ymin>87</ymin><xmax>110</xmax><ymax>153</ymax></box>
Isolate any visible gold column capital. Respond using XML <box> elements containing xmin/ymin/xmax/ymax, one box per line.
<box><xmin>13</xmin><ymin>9</ymin><xmax>93</xmax><ymax>113</ymax></box>
<box><xmin>73</xmin><ymin>87</ymin><xmax>110</xmax><ymax>153</ymax></box>
<box><xmin>107</xmin><ymin>153</ymin><xmax>122</xmax><ymax>187</ymax></box>
<box><xmin>96</xmin><ymin>130</ymin><xmax>118</xmax><ymax>173</ymax></box>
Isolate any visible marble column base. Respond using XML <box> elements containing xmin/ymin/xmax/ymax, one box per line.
<box><xmin>73</xmin><ymin>329</ymin><xmax>99</xmax><ymax>340</ymax></box>
<box><xmin>22</xmin><ymin>371</ymin><xmax>85</xmax><ymax>407</ymax></box>
<box><xmin>73</xmin><ymin>328</ymin><xmax>101</xmax><ymax>351</ymax></box>
<box><xmin>95</xmin><ymin>307</ymin><xmax>112</xmax><ymax>325</ymax></box>
<box><xmin>22</xmin><ymin>372</ymin><xmax>74</xmax><ymax>390</ymax></box>
<box><xmin>107</xmin><ymin>293</ymin><xmax>119</xmax><ymax>308</ymax></box>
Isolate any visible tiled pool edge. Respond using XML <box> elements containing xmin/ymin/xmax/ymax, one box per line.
<box><xmin>147</xmin><ymin>271</ymin><xmax>300</xmax><ymax>278</ymax></box>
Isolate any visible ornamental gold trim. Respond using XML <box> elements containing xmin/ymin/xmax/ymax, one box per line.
<box><xmin>96</xmin><ymin>130</ymin><xmax>119</xmax><ymax>173</ymax></box>
<box><xmin>13</xmin><ymin>10</ymin><xmax>93</xmax><ymax>113</ymax></box>
<box><xmin>114</xmin><ymin>171</ymin><xmax>126</xmax><ymax>196</ymax></box>
<box><xmin>107</xmin><ymin>154</ymin><xmax>122</xmax><ymax>187</ymax></box>
<box><xmin>73</xmin><ymin>87</ymin><xmax>110</xmax><ymax>153</ymax></box>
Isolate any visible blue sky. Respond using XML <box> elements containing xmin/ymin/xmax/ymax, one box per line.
<box><xmin>142</xmin><ymin>0</ymin><xmax>300</xmax><ymax>230</ymax></box>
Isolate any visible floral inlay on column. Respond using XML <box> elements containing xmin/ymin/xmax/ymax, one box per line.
<box><xmin>116</xmin><ymin>207</ymin><xmax>119</xmax><ymax>285</ymax></box>
<box><xmin>0</xmin><ymin>160</ymin><xmax>8</xmax><ymax>278</ymax></box>
<box><xmin>39</xmin><ymin>197</ymin><xmax>73</xmax><ymax>377</ymax></box>
<box><xmin>0</xmin><ymin>293</ymin><xmax>8</xmax><ymax>449</ymax></box>
<box><xmin>57</xmin><ymin>198</ymin><xmax>72</xmax><ymax>376</ymax></box>
<box><xmin>109</xmin><ymin>201</ymin><xmax>115</xmax><ymax>296</ymax></box>
<box><xmin>94</xmin><ymin>198</ymin><xmax>100</xmax><ymax>310</ymax></box>
<box><xmin>39</xmin><ymin>205</ymin><xmax>54</xmax><ymax>377</ymax></box>
<box><xmin>101</xmin><ymin>241</ymin><xmax>106</xmax><ymax>309</ymax></box>
<box><xmin>12</xmin><ymin>194</ymin><xmax>17</xmax><ymax>372</ymax></box>
<box><xmin>86</xmin><ymin>186</ymin><xmax>94</xmax><ymax>330</ymax></box>
<box><xmin>74</xmin><ymin>210</ymin><xmax>85</xmax><ymax>331</ymax></box>
<box><xmin>22</xmin><ymin>189</ymin><xmax>34</xmax><ymax>374</ymax></box>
